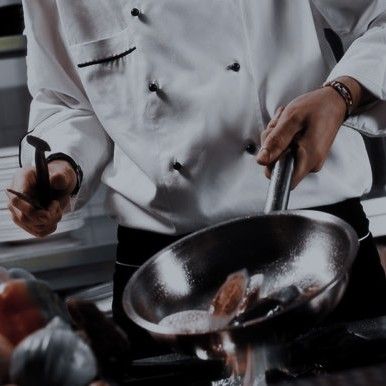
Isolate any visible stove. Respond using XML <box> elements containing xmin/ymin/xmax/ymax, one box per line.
<box><xmin>67</xmin><ymin>285</ymin><xmax>386</xmax><ymax>385</ymax></box>
<box><xmin>98</xmin><ymin>316</ymin><xmax>386</xmax><ymax>386</ymax></box>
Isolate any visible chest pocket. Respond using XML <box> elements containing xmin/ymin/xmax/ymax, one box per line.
<box><xmin>70</xmin><ymin>30</ymin><xmax>137</xmax><ymax>69</ymax></box>
<box><xmin>56</xmin><ymin>0</ymin><xmax>137</xmax><ymax>70</ymax></box>
<box><xmin>68</xmin><ymin>29</ymin><xmax>139</xmax><ymax>140</ymax></box>
<box><xmin>57</xmin><ymin>0</ymin><xmax>139</xmax><ymax>137</ymax></box>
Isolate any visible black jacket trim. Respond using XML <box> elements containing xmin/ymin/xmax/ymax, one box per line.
<box><xmin>77</xmin><ymin>47</ymin><xmax>136</xmax><ymax>68</ymax></box>
<box><xmin>18</xmin><ymin>128</ymin><xmax>36</xmax><ymax>168</ymax></box>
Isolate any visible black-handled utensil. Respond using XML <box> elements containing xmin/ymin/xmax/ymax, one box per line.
<box><xmin>26</xmin><ymin>135</ymin><xmax>52</xmax><ymax>208</ymax></box>
<box><xmin>7</xmin><ymin>136</ymin><xmax>52</xmax><ymax>210</ymax></box>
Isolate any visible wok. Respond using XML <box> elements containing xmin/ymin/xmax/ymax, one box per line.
<box><xmin>123</xmin><ymin>152</ymin><xmax>359</xmax><ymax>357</ymax></box>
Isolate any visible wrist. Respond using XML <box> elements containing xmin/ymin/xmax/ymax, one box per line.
<box><xmin>321</xmin><ymin>86</ymin><xmax>347</xmax><ymax>124</ymax></box>
<box><xmin>329</xmin><ymin>76</ymin><xmax>363</xmax><ymax>114</ymax></box>
<box><xmin>324</xmin><ymin>79</ymin><xmax>354</xmax><ymax>118</ymax></box>
<box><xmin>46</xmin><ymin>153</ymin><xmax>83</xmax><ymax>196</ymax></box>
<box><xmin>324</xmin><ymin>76</ymin><xmax>377</xmax><ymax>117</ymax></box>
<box><xmin>335</xmin><ymin>76</ymin><xmax>377</xmax><ymax>109</ymax></box>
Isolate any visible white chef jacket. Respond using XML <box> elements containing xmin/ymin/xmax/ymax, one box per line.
<box><xmin>20</xmin><ymin>0</ymin><xmax>386</xmax><ymax>235</ymax></box>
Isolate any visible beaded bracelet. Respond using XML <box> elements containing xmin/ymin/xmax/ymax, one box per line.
<box><xmin>324</xmin><ymin>80</ymin><xmax>354</xmax><ymax>118</ymax></box>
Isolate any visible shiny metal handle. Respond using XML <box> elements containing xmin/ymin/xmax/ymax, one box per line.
<box><xmin>264</xmin><ymin>151</ymin><xmax>295</xmax><ymax>214</ymax></box>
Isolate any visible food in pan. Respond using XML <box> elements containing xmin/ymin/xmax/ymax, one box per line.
<box><xmin>159</xmin><ymin>310</ymin><xmax>214</xmax><ymax>333</ymax></box>
<box><xmin>209</xmin><ymin>271</ymin><xmax>266</xmax><ymax>328</ymax></box>
<box><xmin>209</xmin><ymin>270</ymin><xmax>249</xmax><ymax>323</ymax></box>
<box><xmin>159</xmin><ymin>270</ymin><xmax>264</xmax><ymax>332</ymax></box>
<box><xmin>232</xmin><ymin>285</ymin><xmax>303</xmax><ymax>325</ymax></box>
<box><xmin>159</xmin><ymin>269</ymin><xmax>320</xmax><ymax>333</ymax></box>
<box><xmin>236</xmin><ymin>273</ymin><xmax>265</xmax><ymax>317</ymax></box>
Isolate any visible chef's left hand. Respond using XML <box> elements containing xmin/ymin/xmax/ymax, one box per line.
<box><xmin>256</xmin><ymin>85</ymin><xmax>348</xmax><ymax>189</ymax></box>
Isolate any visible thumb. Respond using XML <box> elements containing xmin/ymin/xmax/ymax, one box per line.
<box><xmin>48</xmin><ymin>160</ymin><xmax>77</xmax><ymax>194</ymax></box>
<box><xmin>50</xmin><ymin>172</ymin><xmax>70</xmax><ymax>190</ymax></box>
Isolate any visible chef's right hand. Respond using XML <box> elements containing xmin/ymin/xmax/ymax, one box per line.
<box><xmin>7</xmin><ymin>160</ymin><xmax>77</xmax><ymax>238</ymax></box>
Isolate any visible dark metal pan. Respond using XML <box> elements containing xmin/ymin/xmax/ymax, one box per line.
<box><xmin>123</xmin><ymin>152</ymin><xmax>359</xmax><ymax>357</ymax></box>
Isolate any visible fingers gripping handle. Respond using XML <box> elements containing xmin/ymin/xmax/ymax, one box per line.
<box><xmin>264</xmin><ymin>151</ymin><xmax>295</xmax><ymax>214</ymax></box>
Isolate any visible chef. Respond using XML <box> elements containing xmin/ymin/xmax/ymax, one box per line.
<box><xmin>8</xmin><ymin>1</ymin><xmax>386</xmax><ymax>332</ymax></box>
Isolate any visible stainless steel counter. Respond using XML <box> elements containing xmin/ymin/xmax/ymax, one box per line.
<box><xmin>0</xmin><ymin>35</ymin><xmax>26</xmax><ymax>59</ymax></box>
<box><xmin>0</xmin><ymin>215</ymin><xmax>117</xmax><ymax>290</ymax></box>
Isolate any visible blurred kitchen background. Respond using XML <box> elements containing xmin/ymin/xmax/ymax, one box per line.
<box><xmin>0</xmin><ymin>0</ymin><xmax>116</xmax><ymax>294</ymax></box>
<box><xmin>0</xmin><ymin>1</ymin><xmax>385</xmax><ymax>294</ymax></box>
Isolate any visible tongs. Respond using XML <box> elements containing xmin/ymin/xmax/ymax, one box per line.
<box><xmin>7</xmin><ymin>135</ymin><xmax>52</xmax><ymax>210</ymax></box>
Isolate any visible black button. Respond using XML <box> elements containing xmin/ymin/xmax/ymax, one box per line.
<box><xmin>149</xmin><ymin>82</ymin><xmax>159</xmax><ymax>92</ymax></box>
<box><xmin>131</xmin><ymin>8</ymin><xmax>140</xmax><ymax>17</ymax></box>
<box><xmin>172</xmin><ymin>161</ymin><xmax>183</xmax><ymax>171</ymax></box>
<box><xmin>228</xmin><ymin>62</ymin><xmax>240</xmax><ymax>72</ymax></box>
<box><xmin>245</xmin><ymin>143</ymin><xmax>257</xmax><ymax>154</ymax></box>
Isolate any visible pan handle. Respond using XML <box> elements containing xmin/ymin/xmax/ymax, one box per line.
<box><xmin>264</xmin><ymin>150</ymin><xmax>295</xmax><ymax>214</ymax></box>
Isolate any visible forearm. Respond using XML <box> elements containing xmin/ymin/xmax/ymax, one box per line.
<box><xmin>22</xmin><ymin>0</ymin><xmax>113</xmax><ymax>208</ymax></box>
<box><xmin>324</xmin><ymin>7</ymin><xmax>386</xmax><ymax>110</ymax></box>
<box><xmin>334</xmin><ymin>76</ymin><xmax>377</xmax><ymax>113</ymax></box>
<box><xmin>21</xmin><ymin>104</ymin><xmax>113</xmax><ymax>209</ymax></box>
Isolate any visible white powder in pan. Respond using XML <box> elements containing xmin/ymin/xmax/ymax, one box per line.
<box><xmin>159</xmin><ymin>310</ymin><xmax>214</xmax><ymax>333</ymax></box>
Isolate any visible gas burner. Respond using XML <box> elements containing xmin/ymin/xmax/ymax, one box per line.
<box><xmin>107</xmin><ymin>317</ymin><xmax>386</xmax><ymax>385</ymax></box>
<box><xmin>67</xmin><ymin>283</ymin><xmax>386</xmax><ymax>386</ymax></box>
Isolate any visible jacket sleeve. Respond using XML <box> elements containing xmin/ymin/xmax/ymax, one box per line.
<box><xmin>312</xmin><ymin>0</ymin><xmax>386</xmax><ymax>136</ymax></box>
<box><xmin>20</xmin><ymin>0</ymin><xmax>113</xmax><ymax>207</ymax></box>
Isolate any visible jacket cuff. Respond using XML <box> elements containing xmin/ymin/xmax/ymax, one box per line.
<box><xmin>46</xmin><ymin>152</ymin><xmax>83</xmax><ymax>196</ymax></box>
